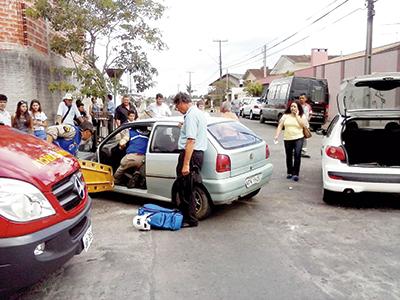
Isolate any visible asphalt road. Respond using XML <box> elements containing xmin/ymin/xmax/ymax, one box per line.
<box><xmin>17</xmin><ymin>117</ymin><xmax>400</xmax><ymax>300</ymax></box>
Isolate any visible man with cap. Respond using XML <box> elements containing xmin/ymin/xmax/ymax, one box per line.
<box><xmin>55</xmin><ymin>93</ymin><xmax>83</xmax><ymax>126</ymax></box>
<box><xmin>46</xmin><ymin>121</ymin><xmax>94</xmax><ymax>156</ymax></box>
<box><xmin>0</xmin><ymin>94</ymin><xmax>11</xmax><ymax>126</ymax></box>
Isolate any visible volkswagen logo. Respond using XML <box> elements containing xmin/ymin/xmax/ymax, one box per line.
<box><xmin>74</xmin><ymin>175</ymin><xmax>85</xmax><ymax>199</ymax></box>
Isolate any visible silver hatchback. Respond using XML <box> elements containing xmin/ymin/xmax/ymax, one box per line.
<box><xmin>85</xmin><ymin>117</ymin><xmax>273</xmax><ymax>219</ymax></box>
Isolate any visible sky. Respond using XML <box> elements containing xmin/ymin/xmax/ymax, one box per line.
<box><xmin>125</xmin><ymin>0</ymin><xmax>400</xmax><ymax>98</ymax></box>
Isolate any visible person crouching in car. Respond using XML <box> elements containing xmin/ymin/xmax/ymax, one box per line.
<box><xmin>114</xmin><ymin>126</ymin><xmax>149</xmax><ymax>188</ymax></box>
<box><xmin>46</xmin><ymin>121</ymin><xmax>94</xmax><ymax>156</ymax></box>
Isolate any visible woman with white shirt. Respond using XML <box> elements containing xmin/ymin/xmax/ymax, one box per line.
<box><xmin>29</xmin><ymin>99</ymin><xmax>48</xmax><ymax>140</ymax></box>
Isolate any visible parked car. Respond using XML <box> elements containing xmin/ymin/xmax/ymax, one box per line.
<box><xmin>240</xmin><ymin>97</ymin><xmax>262</xmax><ymax>119</ymax></box>
<box><xmin>259</xmin><ymin>76</ymin><xmax>329</xmax><ymax>130</ymax></box>
<box><xmin>0</xmin><ymin>125</ymin><xmax>92</xmax><ymax>295</ymax></box>
<box><xmin>318</xmin><ymin>72</ymin><xmax>400</xmax><ymax>203</ymax></box>
<box><xmin>81</xmin><ymin>117</ymin><xmax>273</xmax><ymax>219</ymax></box>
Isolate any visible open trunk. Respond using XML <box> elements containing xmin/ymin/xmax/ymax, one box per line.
<box><xmin>341</xmin><ymin>118</ymin><xmax>400</xmax><ymax>167</ymax></box>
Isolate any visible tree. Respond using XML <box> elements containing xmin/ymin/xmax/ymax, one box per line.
<box><xmin>28</xmin><ymin>0</ymin><xmax>166</xmax><ymax>99</ymax></box>
<box><xmin>244</xmin><ymin>81</ymin><xmax>263</xmax><ymax>97</ymax></box>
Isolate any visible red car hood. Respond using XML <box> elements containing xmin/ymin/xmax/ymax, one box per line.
<box><xmin>0</xmin><ymin>126</ymin><xmax>79</xmax><ymax>189</ymax></box>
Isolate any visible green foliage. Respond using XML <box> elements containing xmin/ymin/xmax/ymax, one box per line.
<box><xmin>244</xmin><ymin>81</ymin><xmax>263</xmax><ymax>97</ymax></box>
<box><xmin>29</xmin><ymin>0</ymin><xmax>166</xmax><ymax>98</ymax></box>
<box><xmin>48</xmin><ymin>81</ymin><xmax>76</xmax><ymax>93</ymax></box>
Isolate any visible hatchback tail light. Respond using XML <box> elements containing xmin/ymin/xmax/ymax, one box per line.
<box><xmin>326</xmin><ymin>146</ymin><xmax>346</xmax><ymax>161</ymax></box>
<box><xmin>216</xmin><ymin>154</ymin><xmax>231</xmax><ymax>173</ymax></box>
<box><xmin>265</xmin><ymin>144</ymin><xmax>270</xmax><ymax>159</ymax></box>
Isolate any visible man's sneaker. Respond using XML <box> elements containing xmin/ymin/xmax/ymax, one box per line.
<box><xmin>301</xmin><ymin>151</ymin><xmax>311</xmax><ymax>158</ymax></box>
<box><xmin>286</xmin><ymin>174</ymin><xmax>293</xmax><ymax>179</ymax></box>
<box><xmin>293</xmin><ymin>175</ymin><xmax>299</xmax><ymax>182</ymax></box>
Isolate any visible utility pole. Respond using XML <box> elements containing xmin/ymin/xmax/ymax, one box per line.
<box><xmin>213</xmin><ymin>39</ymin><xmax>228</xmax><ymax>79</ymax></box>
<box><xmin>226</xmin><ymin>69</ymin><xmax>229</xmax><ymax>91</ymax></box>
<box><xmin>263</xmin><ymin>44</ymin><xmax>267</xmax><ymax>78</ymax></box>
<box><xmin>364</xmin><ymin>0</ymin><xmax>375</xmax><ymax>75</ymax></box>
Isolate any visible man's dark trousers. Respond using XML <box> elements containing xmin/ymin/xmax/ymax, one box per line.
<box><xmin>175</xmin><ymin>150</ymin><xmax>204</xmax><ymax>225</ymax></box>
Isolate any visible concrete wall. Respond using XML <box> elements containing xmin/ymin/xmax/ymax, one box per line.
<box><xmin>0</xmin><ymin>46</ymin><xmax>74</xmax><ymax>123</ymax></box>
<box><xmin>324</xmin><ymin>62</ymin><xmax>343</xmax><ymax>118</ymax></box>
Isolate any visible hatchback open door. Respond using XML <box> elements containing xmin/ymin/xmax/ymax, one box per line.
<box><xmin>337</xmin><ymin>73</ymin><xmax>400</xmax><ymax>117</ymax></box>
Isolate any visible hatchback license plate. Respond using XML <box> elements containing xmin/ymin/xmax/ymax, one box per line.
<box><xmin>245</xmin><ymin>174</ymin><xmax>261</xmax><ymax>188</ymax></box>
<box><xmin>82</xmin><ymin>225</ymin><xmax>93</xmax><ymax>252</ymax></box>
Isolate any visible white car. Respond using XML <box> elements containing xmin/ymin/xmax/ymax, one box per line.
<box><xmin>240</xmin><ymin>97</ymin><xmax>262</xmax><ymax>119</ymax></box>
<box><xmin>319</xmin><ymin>72</ymin><xmax>400</xmax><ymax>203</ymax></box>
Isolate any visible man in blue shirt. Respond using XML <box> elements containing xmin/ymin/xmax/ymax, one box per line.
<box><xmin>173</xmin><ymin>92</ymin><xmax>207</xmax><ymax>227</ymax></box>
<box><xmin>107</xmin><ymin>94</ymin><xmax>115</xmax><ymax>133</ymax></box>
<box><xmin>114</xmin><ymin>126</ymin><xmax>149</xmax><ymax>187</ymax></box>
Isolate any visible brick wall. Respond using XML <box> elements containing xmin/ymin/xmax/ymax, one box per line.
<box><xmin>0</xmin><ymin>0</ymin><xmax>48</xmax><ymax>54</ymax></box>
<box><xmin>0</xmin><ymin>0</ymin><xmax>78</xmax><ymax>123</ymax></box>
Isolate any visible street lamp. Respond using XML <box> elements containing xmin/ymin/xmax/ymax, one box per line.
<box><xmin>106</xmin><ymin>68</ymin><xmax>124</xmax><ymax>107</ymax></box>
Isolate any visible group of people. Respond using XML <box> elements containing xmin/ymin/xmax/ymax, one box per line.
<box><xmin>0</xmin><ymin>94</ymin><xmax>49</xmax><ymax>139</ymax></box>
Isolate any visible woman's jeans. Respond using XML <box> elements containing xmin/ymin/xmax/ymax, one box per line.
<box><xmin>34</xmin><ymin>129</ymin><xmax>46</xmax><ymax>140</ymax></box>
<box><xmin>284</xmin><ymin>138</ymin><xmax>304</xmax><ymax>176</ymax></box>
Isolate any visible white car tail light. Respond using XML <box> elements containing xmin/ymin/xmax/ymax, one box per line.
<box><xmin>326</xmin><ymin>146</ymin><xmax>346</xmax><ymax>161</ymax></box>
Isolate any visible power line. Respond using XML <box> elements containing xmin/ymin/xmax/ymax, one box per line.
<box><xmin>226</xmin><ymin>0</ymin><xmax>350</xmax><ymax>68</ymax></box>
<box><xmin>265</xmin><ymin>0</ymin><xmax>350</xmax><ymax>53</ymax></box>
<box><xmin>226</xmin><ymin>6</ymin><xmax>364</xmax><ymax>71</ymax></box>
<box><xmin>223</xmin><ymin>0</ymin><xmax>350</xmax><ymax>69</ymax></box>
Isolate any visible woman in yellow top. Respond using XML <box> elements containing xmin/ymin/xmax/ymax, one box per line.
<box><xmin>274</xmin><ymin>101</ymin><xmax>308</xmax><ymax>182</ymax></box>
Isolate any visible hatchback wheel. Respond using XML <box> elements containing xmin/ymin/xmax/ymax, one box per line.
<box><xmin>173</xmin><ymin>185</ymin><xmax>212</xmax><ymax>220</ymax></box>
<box><xmin>193</xmin><ymin>185</ymin><xmax>212</xmax><ymax>220</ymax></box>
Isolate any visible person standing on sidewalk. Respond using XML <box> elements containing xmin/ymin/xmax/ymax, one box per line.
<box><xmin>55</xmin><ymin>93</ymin><xmax>83</xmax><ymax>126</ymax></box>
<box><xmin>145</xmin><ymin>93</ymin><xmax>171</xmax><ymax>118</ymax></box>
<box><xmin>106</xmin><ymin>94</ymin><xmax>115</xmax><ymax>133</ymax></box>
<box><xmin>12</xmin><ymin>100</ymin><xmax>33</xmax><ymax>134</ymax></box>
<box><xmin>299</xmin><ymin>93</ymin><xmax>312</xmax><ymax>158</ymax></box>
<box><xmin>30</xmin><ymin>99</ymin><xmax>48</xmax><ymax>140</ymax></box>
<box><xmin>173</xmin><ymin>92</ymin><xmax>207</xmax><ymax>227</ymax></box>
<box><xmin>0</xmin><ymin>94</ymin><xmax>11</xmax><ymax>126</ymax></box>
<box><xmin>274</xmin><ymin>101</ymin><xmax>308</xmax><ymax>182</ymax></box>
<box><xmin>115</xmin><ymin>95</ymin><xmax>137</xmax><ymax>127</ymax></box>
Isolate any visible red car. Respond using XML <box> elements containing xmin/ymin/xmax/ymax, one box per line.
<box><xmin>0</xmin><ymin>125</ymin><xmax>92</xmax><ymax>295</ymax></box>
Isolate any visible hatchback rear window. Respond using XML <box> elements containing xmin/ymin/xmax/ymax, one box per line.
<box><xmin>208</xmin><ymin>121</ymin><xmax>262</xmax><ymax>149</ymax></box>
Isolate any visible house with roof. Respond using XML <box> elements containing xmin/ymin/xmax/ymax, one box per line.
<box><xmin>269</xmin><ymin>48</ymin><xmax>338</xmax><ymax>75</ymax></box>
<box><xmin>208</xmin><ymin>73</ymin><xmax>244</xmax><ymax>104</ymax></box>
<box><xmin>209</xmin><ymin>73</ymin><xmax>244</xmax><ymax>88</ymax></box>
<box><xmin>242</xmin><ymin>68</ymin><xmax>268</xmax><ymax>83</ymax></box>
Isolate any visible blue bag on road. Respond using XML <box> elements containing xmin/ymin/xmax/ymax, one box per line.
<box><xmin>138</xmin><ymin>204</ymin><xmax>183</xmax><ymax>231</ymax></box>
